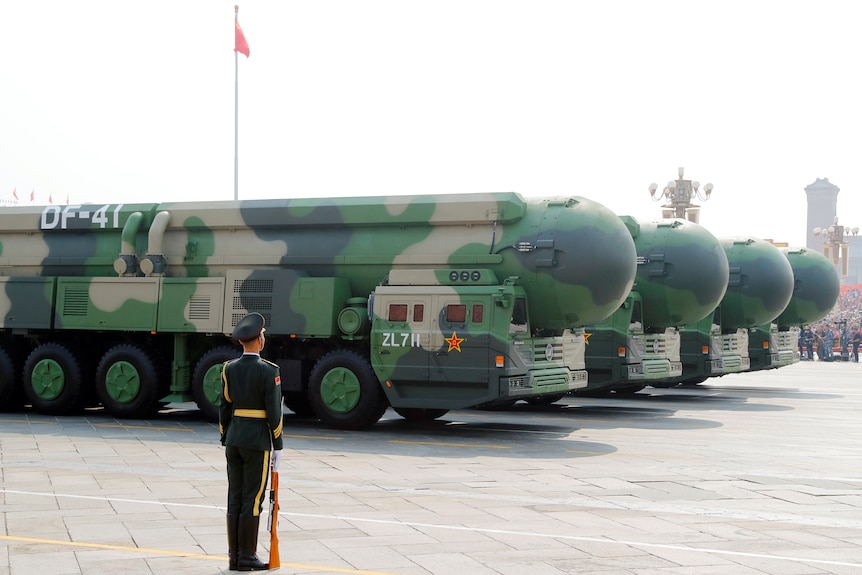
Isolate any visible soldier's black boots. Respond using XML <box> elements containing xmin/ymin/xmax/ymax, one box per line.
<box><xmin>236</xmin><ymin>515</ymin><xmax>269</xmax><ymax>571</ymax></box>
<box><xmin>226</xmin><ymin>514</ymin><xmax>240</xmax><ymax>570</ymax></box>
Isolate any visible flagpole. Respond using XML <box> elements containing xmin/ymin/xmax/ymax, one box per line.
<box><xmin>234</xmin><ymin>5</ymin><xmax>240</xmax><ymax>201</ymax></box>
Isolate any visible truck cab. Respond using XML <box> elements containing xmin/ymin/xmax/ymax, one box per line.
<box><xmin>748</xmin><ymin>324</ymin><xmax>800</xmax><ymax>371</ymax></box>
<box><xmin>581</xmin><ymin>292</ymin><xmax>682</xmax><ymax>395</ymax></box>
<box><xmin>675</xmin><ymin>306</ymin><xmax>750</xmax><ymax>384</ymax></box>
<box><xmin>369</xmin><ymin>269</ymin><xmax>587</xmax><ymax>410</ymax></box>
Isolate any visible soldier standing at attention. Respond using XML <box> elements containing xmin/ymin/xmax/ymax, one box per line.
<box><xmin>219</xmin><ymin>312</ymin><xmax>284</xmax><ymax>571</ymax></box>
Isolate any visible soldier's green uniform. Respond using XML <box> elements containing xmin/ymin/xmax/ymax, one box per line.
<box><xmin>219</xmin><ymin>312</ymin><xmax>283</xmax><ymax>571</ymax></box>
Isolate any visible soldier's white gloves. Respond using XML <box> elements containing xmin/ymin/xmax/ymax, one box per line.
<box><xmin>272</xmin><ymin>449</ymin><xmax>283</xmax><ymax>471</ymax></box>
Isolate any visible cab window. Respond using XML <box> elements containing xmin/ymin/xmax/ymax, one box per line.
<box><xmin>388</xmin><ymin>304</ymin><xmax>408</xmax><ymax>322</ymax></box>
<box><xmin>446</xmin><ymin>304</ymin><xmax>466</xmax><ymax>323</ymax></box>
<box><xmin>629</xmin><ymin>300</ymin><xmax>643</xmax><ymax>332</ymax></box>
<box><xmin>472</xmin><ymin>304</ymin><xmax>484</xmax><ymax>323</ymax></box>
<box><xmin>510</xmin><ymin>297</ymin><xmax>528</xmax><ymax>334</ymax></box>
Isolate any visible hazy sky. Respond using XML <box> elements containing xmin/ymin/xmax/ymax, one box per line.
<box><xmin>1</xmin><ymin>1</ymin><xmax>859</xmax><ymax>247</ymax></box>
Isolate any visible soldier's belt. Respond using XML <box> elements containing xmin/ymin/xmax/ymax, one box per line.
<box><xmin>233</xmin><ymin>409</ymin><xmax>268</xmax><ymax>419</ymax></box>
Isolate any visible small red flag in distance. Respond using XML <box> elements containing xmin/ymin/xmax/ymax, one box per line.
<box><xmin>235</xmin><ymin>20</ymin><xmax>250</xmax><ymax>57</ymax></box>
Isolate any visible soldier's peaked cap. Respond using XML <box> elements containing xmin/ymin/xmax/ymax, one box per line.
<box><xmin>232</xmin><ymin>312</ymin><xmax>266</xmax><ymax>341</ymax></box>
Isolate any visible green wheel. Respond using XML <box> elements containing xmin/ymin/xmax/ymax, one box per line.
<box><xmin>96</xmin><ymin>345</ymin><xmax>166</xmax><ymax>418</ymax></box>
<box><xmin>319</xmin><ymin>365</ymin><xmax>361</xmax><ymax>413</ymax></box>
<box><xmin>103</xmin><ymin>361</ymin><xmax>140</xmax><ymax>402</ymax></box>
<box><xmin>308</xmin><ymin>350</ymin><xmax>388</xmax><ymax>430</ymax></box>
<box><xmin>23</xmin><ymin>343</ymin><xmax>85</xmax><ymax>415</ymax></box>
<box><xmin>192</xmin><ymin>346</ymin><xmax>240</xmax><ymax>421</ymax></box>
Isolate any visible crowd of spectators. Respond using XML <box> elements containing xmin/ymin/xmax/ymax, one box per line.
<box><xmin>798</xmin><ymin>285</ymin><xmax>862</xmax><ymax>361</ymax></box>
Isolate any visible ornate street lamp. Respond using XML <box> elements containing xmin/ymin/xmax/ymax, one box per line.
<box><xmin>813</xmin><ymin>217</ymin><xmax>858</xmax><ymax>278</ymax></box>
<box><xmin>649</xmin><ymin>167</ymin><xmax>713</xmax><ymax>223</ymax></box>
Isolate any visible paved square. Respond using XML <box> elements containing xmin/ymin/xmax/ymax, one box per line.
<box><xmin>2</xmin><ymin>360</ymin><xmax>861</xmax><ymax>574</ymax></box>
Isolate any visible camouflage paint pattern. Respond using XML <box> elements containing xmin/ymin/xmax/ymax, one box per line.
<box><xmin>627</xmin><ymin>218</ymin><xmax>729</xmax><ymax>327</ymax></box>
<box><xmin>746</xmin><ymin>247</ymin><xmax>839</xmax><ymax>373</ymax></box>
<box><xmin>674</xmin><ymin>322</ymin><xmax>724</xmax><ymax>382</ymax></box>
<box><xmin>719</xmin><ymin>237</ymin><xmax>794</xmax><ymax>328</ymax></box>
<box><xmin>774</xmin><ymin>247</ymin><xmax>841</xmax><ymax>328</ymax></box>
<box><xmin>747</xmin><ymin>324</ymin><xmax>801</xmax><ymax>372</ymax></box>
<box><xmin>581</xmin><ymin>217</ymin><xmax>727</xmax><ymax>392</ymax></box>
<box><xmin>0</xmin><ymin>193</ymin><xmax>636</xmax><ymax>427</ymax></box>
<box><xmin>671</xmin><ymin>236</ymin><xmax>798</xmax><ymax>384</ymax></box>
<box><xmin>0</xmin><ymin>194</ymin><xmax>635</xmax><ymax>332</ymax></box>
<box><xmin>369</xmin><ymin>272</ymin><xmax>587</xmax><ymax>410</ymax></box>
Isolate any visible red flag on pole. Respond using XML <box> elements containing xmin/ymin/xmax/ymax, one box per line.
<box><xmin>12</xmin><ymin>188</ymin><xmax>18</xmax><ymax>200</ymax></box>
<box><xmin>235</xmin><ymin>20</ymin><xmax>250</xmax><ymax>57</ymax></box>
<box><xmin>49</xmin><ymin>192</ymin><xmax>53</xmax><ymax>205</ymax></box>
<box><xmin>30</xmin><ymin>189</ymin><xmax>34</xmax><ymax>202</ymax></box>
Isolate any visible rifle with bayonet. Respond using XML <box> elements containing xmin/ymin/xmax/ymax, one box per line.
<box><xmin>268</xmin><ymin>464</ymin><xmax>280</xmax><ymax>568</ymax></box>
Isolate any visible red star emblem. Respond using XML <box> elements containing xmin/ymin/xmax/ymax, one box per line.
<box><xmin>445</xmin><ymin>331</ymin><xmax>464</xmax><ymax>352</ymax></box>
<box><xmin>583</xmin><ymin>332</ymin><xmax>592</xmax><ymax>345</ymax></box>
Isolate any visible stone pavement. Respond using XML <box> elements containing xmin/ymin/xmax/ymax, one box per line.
<box><xmin>2</xmin><ymin>360</ymin><xmax>862</xmax><ymax>574</ymax></box>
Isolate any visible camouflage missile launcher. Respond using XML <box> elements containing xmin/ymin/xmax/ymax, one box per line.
<box><xmin>672</xmin><ymin>236</ymin><xmax>795</xmax><ymax>384</ymax></box>
<box><xmin>747</xmin><ymin>247</ymin><xmax>840</xmax><ymax>370</ymax></box>
<box><xmin>0</xmin><ymin>193</ymin><xmax>636</xmax><ymax>429</ymax></box>
<box><xmin>748</xmin><ymin>323</ymin><xmax>800</xmax><ymax>370</ymax></box>
<box><xmin>581</xmin><ymin>217</ymin><xmax>729</xmax><ymax>395</ymax></box>
<box><xmin>774</xmin><ymin>247</ymin><xmax>841</xmax><ymax>328</ymax></box>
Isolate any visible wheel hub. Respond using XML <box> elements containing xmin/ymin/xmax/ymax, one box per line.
<box><xmin>31</xmin><ymin>359</ymin><xmax>64</xmax><ymax>400</ymax></box>
<box><xmin>104</xmin><ymin>361</ymin><xmax>141</xmax><ymax>403</ymax></box>
<box><xmin>319</xmin><ymin>367</ymin><xmax>361</xmax><ymax>413</ymax></box>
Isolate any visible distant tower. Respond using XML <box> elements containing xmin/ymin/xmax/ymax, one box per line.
<box><xmin>805</xmin><ymin>178</ymin><xmax>839</xmax><ymax>250</ymax></box>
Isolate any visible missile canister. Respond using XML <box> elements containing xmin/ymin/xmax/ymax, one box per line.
<box><xmin>20</xmin><ymin>193</ymin><xmax>637</xmax><ymax>330</ymax></box>
<box><xmin>581</xmin><ymin>217</ymin><xmax>729</xmax><ymax>394</ymax></box>
<box><xmin>675</xmin><ymin>236</ymin><xmax>798</xmax><ymax>384</ymax></box>
<box><xmin>719</xmin><ymin>237</ymin><xmax>796</xmax><ymax>328</ymax></box>
<box><xmin>627</xmin><ymin>217</ymin><xmax>729</xmax><ymax>327</ymax></box>
<box><xmin>0</xmin><ymin>192</ymin><xmax>638</xmax><ymax>427</ymax></box>
<box><xmin>775</xmin><ymin>247</ymin><xmax>841</xmax><ymax>328</ymax></box>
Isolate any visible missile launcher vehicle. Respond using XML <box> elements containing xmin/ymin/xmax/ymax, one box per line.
<box><xmin>774</xmin><ymin>247</ymin><xmax>842</xmax><ymax>328</ymax></box>
<box><xmin>668</xmin><ymin>236</ymin><xmax>795</xmax><ymax>385</ymax></box>
<box><xmin>0</xmin><ymin>192</ymin><xmax>637</xmax><ymax>429</ymax></box>
<box><xmin>579</xmin><ymin>217</ymin><xmax>728</xmax><ymax>395</ymax></box>
<box><xmin>747</xmin><ymin>247</ymin><xmax>841</xmax><ymax>370</ymax></box>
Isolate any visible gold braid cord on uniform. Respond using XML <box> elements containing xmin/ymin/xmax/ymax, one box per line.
<box><xmin>219</xmin><ymin>365</ymin><xmax>232</xmax><ymax>436</ymax></box>
<box><xmin>221</xmin><ymin>363</ymin><xmax>232</xmax><ymax>403</ymax></box>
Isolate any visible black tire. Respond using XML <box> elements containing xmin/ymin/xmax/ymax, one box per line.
<box><xmin>571</xmin><ymin>388</ymin><xmax>612</xmax><ymax>398</ymax></box>
<box><xmin>308</xmin><ymin>350</ymin><xmax>388</xmax><ymax>430</ymax></box>
<box><xmin>524</xmin><ymin>393</ymin><xmax>566</xmax><ymax>406</ymax></box>
<box><xmin>474</xmin><ymin>399</ymin><xmax>518</xmax><ymax>410</ymax></box>
<box><xmin>283</xmin><ymin>392</ymin><xmax>316</xmax><ymax>417</ymax></box>
<box><xmin>23</xmin><ymin>343</ymin><xmax>85</xmax><ymax>415</ymax></box>
<box><xmin>0</xmin><ymin>345</ymin><xmax>23</xmax><ymax>411</ymax></box>
<box><xmin>678</xmin><ymin>376</ymin><xmax>707</xmax><ymax>386</ymax></box>
<box><xmin>610</xmin><ymin>384</ymin><xmax>646</xmax><ymax>395</ymax></box>
<box><xmin>192</xmin><ymin>346</ymin><xmax>241</xmax><ymax>421</ymax></box>
<box><xmin>392</xmin><ymin>407</ymin><xmax>449</xmax><ymax>421</ymax></box>
<box><xmin>96</xmin><ymin>344</ymin><xmax>166</xmax><ymax>418</ymax></box>
<box><xmin>648</xmin><ymin>381</ymin><xmax>677</xmax><ymax>389</ymax></box>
